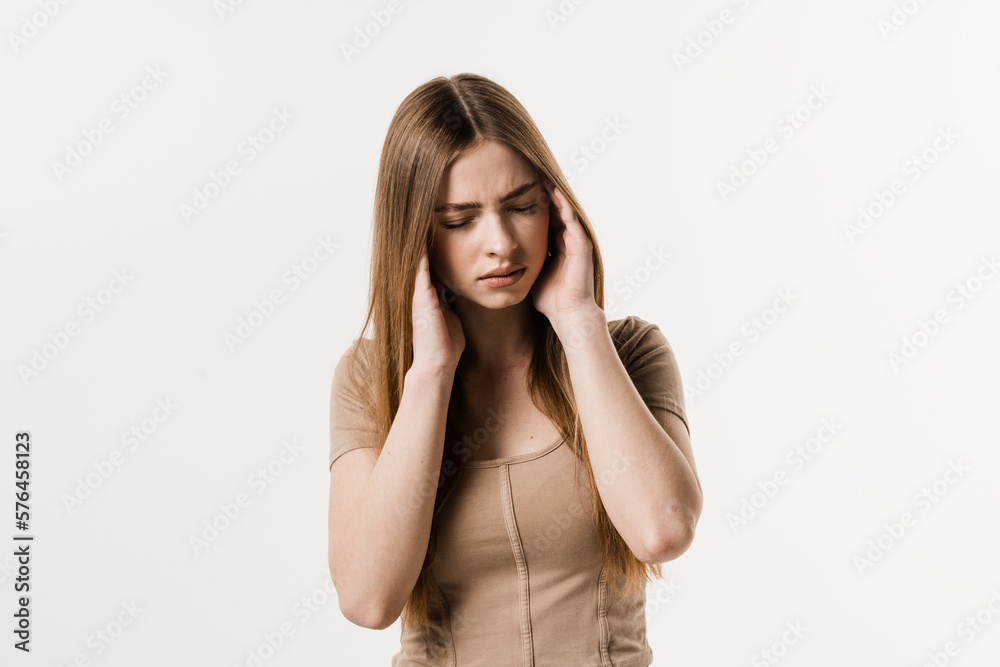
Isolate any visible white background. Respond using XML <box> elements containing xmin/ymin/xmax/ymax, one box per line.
<box><xmin>2</xmin><ymin>0</ymin><xmax>999</xmax><ymax>665</ymax></box>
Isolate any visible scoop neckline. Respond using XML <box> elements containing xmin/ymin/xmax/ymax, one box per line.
<box><xmin>461</xmin><ymin>435</ymin><xmax>566</xmax><ymax>468</ymax></box>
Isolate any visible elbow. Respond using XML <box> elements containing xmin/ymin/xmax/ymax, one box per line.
<box><xmin>340</xmin><ymin>598</ymin><xmax>399</xmax><ymax>630</ymax></box>
<box><xmin>642</xmin><ymin>520</ymin><xmax>696</xmax><ymax>564</ymax></box>
<box><xmin>336</xmin><ymin>584</ymin><xmax>400</xmax><ymax>630</ymax></box>
<box><xmin>330</xmin><ymin>562</ymin><xmax>399</xmax><ymax>630</ymax></box>
<box><xmin>364</xmin><ymin>604</ymin><xmax>401</xmax><ymax>631</ymax></box>
<box><xmin>642</xmin><ymin>503</ymin><xmax>700</xmax><ymax>564</ymax></box>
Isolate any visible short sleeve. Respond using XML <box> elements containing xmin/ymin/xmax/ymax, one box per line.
<box><xmin>611</xmin><ymin>315</ymin><xmax>689</xmax><ymax>436</ymax></box>
<box><xmin>329</xmin><ymin>340</ymin><xmax>380</xmax><ymax>470</ymax></box>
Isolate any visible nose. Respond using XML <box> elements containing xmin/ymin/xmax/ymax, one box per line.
<box><xmin>484</xmin><ymin>212</ymin><xmax>517</xmax><ymax>256</ymax></box>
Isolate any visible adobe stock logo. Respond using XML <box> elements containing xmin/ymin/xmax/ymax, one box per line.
<box><xmin>727</xmin><ymin>417</ymin><xmax>842</xmax><ymax>534</ymax></box>
<box><xmin>916</xmin><ymin>589</ymin><xmax>1000</xmax><ymax>667</ymax></box>
<box><xmin>178</xmin><ymin>107</ymin><xmax>294</xmax><ymax>224</ymax></box>
<box><xmin>672</xmin><ymin>0</ymin><xmax>758</xmax><ymax>73</ymax></box>
<box><xmin>223</xmin><ymin>235</ymin><xmax>339</xmax><ymax>352</ymax></box>
<box><xmin>716</xmin><ymin>85</ymin><xmax>833</xmax><ymax>202</ymax></box>
<box><xmin>339</xmin><ymin>0</ymin><xmax>410</xmax><ymax>63</ymax></box>
<box><xmin>51</xmin><ymin>66</ymin><xmax>168</xmax><ymax>182</ymax></box>
<box><xmin>188</xmin><ymin>439</ymin><xmax>305</xmax><ymax>556</ymax></box>
<box><xmin>750</xmin><ymin>620</ymin><xmax>808</xmax><ymax>667</ymax></box>
<box><xmin>843</xmin><ymin>126</ymin><xmax>958</xmax><ymax>244</ymax></box>
<box><xmin>604</xmin><ymin>246</ymin><xmax>672</xmax><ymax>317</ymax></box>
<box><xmin>886</xmin><ymin>254</ymin><xmax>998</xmax><ymax>371</ymax></box>
<box><xmin>214</xmin><ymin>0</ymin><xmax>249</xmax><ymax>20</ymax></box>
<box><xmin>61</xmin><ymin>397</ymin><xmax>178</xmax><ymax>515</ymax></box>
<box><xmin>877</xmin><ymin>0</ymin><xmax>933</xmax><ymax>40</ymax></box>
<box><xmin>54</xmin><ymin>601</ymin><xmax>145</xmax><ymax>666</ymax></box>
<box><xmin>17</xmin><ymin>268</ymin><xmax>135</xmax><ymax>386</ymax></box>
<box><xmin>684</xmin><ymin>288</ymin><xmax>797</xmax><ymax>402</ymax></box>
<box><xmin>8</xmin><ymin>0</ymin><xmax>74</xmax><ymax>53</ymax></box>
<box><xmin>852</xmin><ymin>459</ymin><xmax>969</xmax><ymax>576</ymax></box>
<box><xmin>565</xmin><ymin>116</ymin><xmax>628</xmax><ymax>187</ymax></box>
<box><xmin>545</xmin><ymin>0</ymin><xmax>593</xmax><ymax>30</ymax></box>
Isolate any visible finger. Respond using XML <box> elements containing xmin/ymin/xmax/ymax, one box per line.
<box><xmin>542</xmin><ymin>180</ymin><xmax>557</xmax><ymax>208</ymax></box>
<box><xmin>424</xmin><ymin>265</ymin><xmax>448</xmax><ymax>305</ymax></box>
<box><xmin>551</xmin><ymin>185</ymin><xmax>586</xmax><ymax>243</ymax></box>
<box><xmin>552</xmin><ymin>185</ymin><xmax>571</xmax><ymax>223</ymax></box>
<box><xmin>543</xmin><ymin>186</ymin><xmax>564</xmax><ymax>239</ymax></box>
<box><xmin>542</xmin><ymin>180</ymin><xmax>557</xmax><ymax>211</ymax></box>
<box><xmin>414</xmin><ymin>250</ymin><xmax>429</xmax><ymax>290</ymax></box>
<box><xmin>553</xmin><ymin>226</ymin><xmax>567</xmax><ymax>256</ymax></box>
<box><xmin>546</xmin><ymin>183</ymin><xmax>570</xmax><ymax>229</ymax></box>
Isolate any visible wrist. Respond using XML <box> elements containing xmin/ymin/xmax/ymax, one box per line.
<box><xmin>405</xmin><ymin>362</ymin><xmax>457</xmax><ymax>387</ymax></box>
<box><xmin>554</xmin><ymin>306</ymin><xmax>607</xmax><ymax>347</ymax></box>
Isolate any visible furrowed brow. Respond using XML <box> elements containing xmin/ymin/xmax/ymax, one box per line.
<box><xmin>434</xmin><ymin>181</ymin><xmax>538</xmax><ymax>213</ymax></box>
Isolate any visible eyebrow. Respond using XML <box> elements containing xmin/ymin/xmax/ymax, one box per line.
<box><xmin>434</xmin><ymin>181</ymin><xmax>538</xmax><ymax>214</ymax></box>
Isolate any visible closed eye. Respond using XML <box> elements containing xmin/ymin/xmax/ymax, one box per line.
<box><xmin>442</xmin><ymin>204</ymin><xmax>539</xmax><ymax>230</ymax></box>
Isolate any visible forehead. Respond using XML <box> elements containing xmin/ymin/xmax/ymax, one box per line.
<box><xmin>437</xmin><ymin>140</ymin><xmax>536</xmax><ymax>201</ymax></box>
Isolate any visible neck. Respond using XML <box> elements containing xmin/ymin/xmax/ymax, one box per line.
<box><xmin>452</xmin><ymin>297</ymin><xmax>539</xmax><ymax>378</ymax></box>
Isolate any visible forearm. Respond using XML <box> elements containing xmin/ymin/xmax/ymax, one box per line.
<box><xmin>331</xmin><ymin>364</ymin><xmax>455</xmax><ymax>626</ymax></box>
<box><xmin>558</xmin><ymin>309</ymin><xmax>702</xmax><ymax>562</ymax></box>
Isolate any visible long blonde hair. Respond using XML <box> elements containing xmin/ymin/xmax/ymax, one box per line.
<box><xmin>342</xmin><ymin>72</ymin><xmax>662</xmax><ymax>632</ymax></box>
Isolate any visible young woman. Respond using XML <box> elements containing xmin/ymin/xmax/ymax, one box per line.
<box><xmin>328</xmin><ymin>73</ymin><xmax>702</xmax><ymax>666</ymax></box>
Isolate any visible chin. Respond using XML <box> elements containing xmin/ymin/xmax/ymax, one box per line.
<box><xmin>476</xmin><ymin>293</ymin><xmax>530</xmax><ymax>309</ymax></box>
<box><xmin>465</xmin><ymin>283</ymin><xmax>533</xmax><ymax>309</ymax></box>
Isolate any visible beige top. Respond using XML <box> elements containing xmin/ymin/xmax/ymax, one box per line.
<box><xmin>329</xmin><ymin>316</ymin><xmax>689</xmax><ymax>666</ymax></box>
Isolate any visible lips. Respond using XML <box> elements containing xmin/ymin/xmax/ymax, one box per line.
<box><xmin>479</xmin><ymin>267</ymin><xmax>526</xmax><ymax>287</ymax></box>
<box><xmin>479</xmin><ymin>265</ymin><xmax>525</xmax><ymax>279</ymax></box>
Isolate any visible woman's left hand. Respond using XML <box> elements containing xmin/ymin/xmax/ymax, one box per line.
<box><xmin>531</xmin><ymin>181</ymin><xmax>599</xmax><ymax>334</ymax></box>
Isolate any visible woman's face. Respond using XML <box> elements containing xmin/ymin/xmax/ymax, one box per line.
<box><xmin>429</xmin><ymin>140</ymin><xmax>551</xmax><ymax>310</ymax></box>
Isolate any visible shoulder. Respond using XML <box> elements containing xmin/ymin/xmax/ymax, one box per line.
<box><xmin>334</xmin><ymin>336</ymin><xmax>374</xmax><ymax>373</ymax></box>
<box><xmin>607</xmin><ymin>315</ymin><xmax>673</xmax><ymax>361</ymax></box>
<box><xmin>607</xmin><ymin>315</ymin><xmax>688</xmax><ymax>432</ymax></box>
<box><xmin>608</xmin><ymin>314</ymin><xmax>662</xmax><ymax>340</ymax></box>
<box><xmin>332</xmin><ymin>337</ymin><xmax>376</xmax><ymax>395</ymax></box>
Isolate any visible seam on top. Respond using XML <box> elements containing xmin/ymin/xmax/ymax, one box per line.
<box><xmin>461</xmin><ymin>436</ymin><xmax>565</xmax><ymax>468</ymax></box>
<box><xmin>500</xmin><ymin>464</ymin><xmax>535</xmax><ymax>666</ymax></box>
<box><xmin>598</xmin><ymin>567</ymin><xmax>612</xmax><ymax>667</ymax></box>
<box><xmin>436</xmin><ymin>582</ymin><xmax>457</xmax><ymax>667</ymax></box>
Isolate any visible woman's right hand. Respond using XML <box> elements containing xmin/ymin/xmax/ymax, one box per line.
<box><xmin>411</xmin><ymin>244</ymin><xmax>465</xmax><ymax>374</ymax></box>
